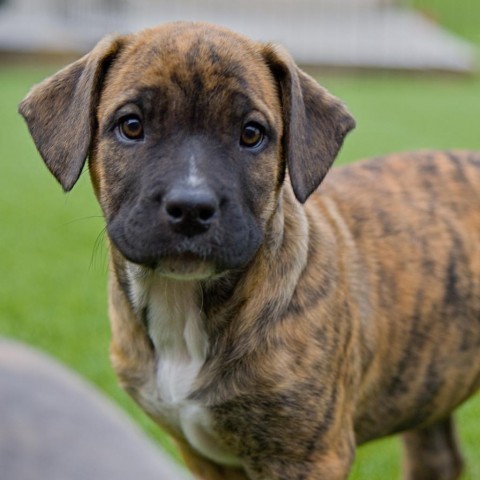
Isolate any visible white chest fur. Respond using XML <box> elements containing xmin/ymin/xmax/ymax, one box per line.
<box><xmin>126</xmin><ymin>263</ymin><xmax>240</xmax><ymax>466</ymax></box>
<box><xmin>147</xmin><ymin>277</ymin><xmax>208</xmax><ymax>403</ymax></box>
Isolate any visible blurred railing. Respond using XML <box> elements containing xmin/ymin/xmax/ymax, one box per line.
<box><xmin>0</xmin><ymin>0</ymin><xmax>476</xmax><ymax>73</ymax></box>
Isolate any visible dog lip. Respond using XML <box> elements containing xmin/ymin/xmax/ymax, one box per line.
<box><xmin>114</xmin><ymin>238</ymin><xmax>209</xmax><ymax>272</ymax></box>
<box><xmin>109</xmin><ymin>228</ymin><xmax>216</xmax><ymax>276</ymax></box>
<box><xmin>154</xmin><ymin>253</ymin><xmax>216</xmax><ymax>280</ymax></box>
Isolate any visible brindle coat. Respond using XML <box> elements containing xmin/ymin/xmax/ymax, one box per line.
<box><xmin>19</xmin><ymin>22</ymin><xmax>480</xmax><ymax>480</ymax></box>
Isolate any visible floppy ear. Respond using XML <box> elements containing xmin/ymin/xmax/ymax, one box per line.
<box><xmin>262</xmin><ymin>45</ymin><xmax>355</xmax><ymax>203</ymax></box>
<box><xmin>19</xmin><ymin>35</ymin><xmax>127</xmax><ymax>192</ymax></box>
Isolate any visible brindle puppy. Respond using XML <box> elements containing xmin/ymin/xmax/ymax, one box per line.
<box><xmin>19</xmin><ymin>21</ymin><xmax>480</xmax><ymax>480</ymax></box>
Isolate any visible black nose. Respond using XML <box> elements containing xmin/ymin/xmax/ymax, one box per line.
<box><xmin>163</xmin><ymin>187</ymin><xmax>218</xmax><ymax>236</ymax></box>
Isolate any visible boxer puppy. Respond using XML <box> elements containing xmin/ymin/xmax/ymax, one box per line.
<box><xmin>20</xmin><ymin>21</ymin><xmax>480</xmax><ymax>480</ymax></box>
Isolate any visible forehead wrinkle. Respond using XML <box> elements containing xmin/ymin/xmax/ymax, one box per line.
<box><xmin>98</xmin><ymin>87</ymin><xmax>159</xmax><ymax>126</ymax></box>
<box><xmin>123</xmin><ymin>25</ymin><xmax>274</xmax><ymax>92</ymax></box>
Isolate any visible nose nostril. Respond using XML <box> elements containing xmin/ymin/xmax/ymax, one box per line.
<box><xmin>198</xmin><ymin>206</ymin><xmax>215</xmax><ymax>222</ymax></box>
<box><xmin>166</xmin><ymin>204</ymin><xmax>184</xmax><ymax>220</ymax></box>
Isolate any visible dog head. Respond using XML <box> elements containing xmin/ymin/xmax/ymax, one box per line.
<box><xmin>19</xmin><ymin>22</ymin><xmax>354</xmax><ymax>279</ymax></box>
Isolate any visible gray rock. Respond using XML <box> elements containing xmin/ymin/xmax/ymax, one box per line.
<box><xmin>0</xmin><ymin>338</ymin><xmax>193</xmax><ymax>480</ymax></box>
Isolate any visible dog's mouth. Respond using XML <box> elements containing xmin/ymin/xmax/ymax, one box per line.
<box><xmin>109</xmin><ymin>228</ymin><xmax>222</xmax><ymax>279</ymax></box>
<box><xmin>153</xmin><ymin>253</ymin><xmax>216</xmax><ymax>280</ymax></box>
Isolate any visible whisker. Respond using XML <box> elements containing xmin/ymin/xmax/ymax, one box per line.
<box><xmin>63</xmin><ymin>215</ymin><xmax>104</xmax><ymax>226</ymax></box>
<box><xmin>90</xmin><ymin>227</ymin><xmax>109</xmax><ymax>272</ymax></box>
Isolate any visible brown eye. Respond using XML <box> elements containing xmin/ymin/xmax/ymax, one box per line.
<box><xmin>119</xmin><ymin>115</ymin><xmax>144</xmax><ymax>141</ymax></box>
<box><xmin>240</xmin><ymin>122</ymin><xmax>265</xmax><ymax>149</ymax></box>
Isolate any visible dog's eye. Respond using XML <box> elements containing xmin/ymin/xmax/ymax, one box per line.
<box><xmin>240</xmin><ymin>122</ymin><xmax>265</xmax><ymax>149</ymax></box>
<box><xmin>118</xmin><ymin>115</ymin><xmax>144</xmax><ymax>141</ymax></box>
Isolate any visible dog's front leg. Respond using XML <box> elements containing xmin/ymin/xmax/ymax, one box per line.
<box><xmin>177</xmin><ymin>440</ymin><xmax>250</xmax><ymax>480</ymax></box>
<box><xmin>243</xmin><ymin>452</ymin><xmax>354</xmax><ymax>480</ymax></box>
<box><xmin>241</xmin><ymin>429</ymin><xmax>355</xmax><ymax>480</ymax></box>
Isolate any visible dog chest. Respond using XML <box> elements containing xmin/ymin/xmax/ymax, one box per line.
<box><xmin>127</xmin><ymin>264</ymin><xmax>241</xmax><ymax>466</ymax></box>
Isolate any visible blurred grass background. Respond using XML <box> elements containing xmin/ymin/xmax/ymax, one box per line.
<box><xmin>1</xmin><ymin>1</ymin><xmax>480</xmax><ymax>478</ymax></box>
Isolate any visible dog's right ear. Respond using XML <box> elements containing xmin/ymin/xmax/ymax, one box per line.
<box><xmin>19</xmin><ymin>35</ymin><xmax>128</xmax><ymax>192</ymax></box>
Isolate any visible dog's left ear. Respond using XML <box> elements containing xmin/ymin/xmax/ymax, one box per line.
<box><xmin>19</xmin><ymin>35</ymin><xmax>128</xmax><ymax>192</ymax></box>
<box><xmin>262</xmin><ymin>45</ymin><xmax>355</xmax><ymax>203</ymax></box>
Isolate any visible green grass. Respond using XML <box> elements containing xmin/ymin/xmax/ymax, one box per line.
<box><xmin>322</xmin><ymin>73</ymin><xmax>480</xmax><ymax>164</ymax></box>
<box><xmin>2</xmin><ymin>59</ymin><xmax>480</xmax><ymax>480</ymax></box>
<box><xmin>409</xmin><ymin>0</ymin><xmax>480</xmax><ymax>46</ymax></box>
